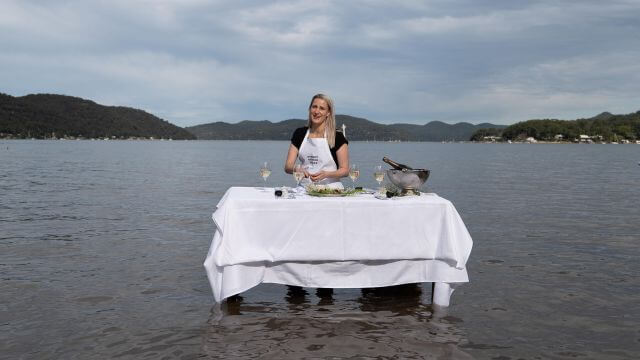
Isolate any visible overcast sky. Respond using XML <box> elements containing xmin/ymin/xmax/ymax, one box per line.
<box><xmin>1</xmin><ymin>0</ymin><xmax>639</xmax><ymax>126</ymax></box>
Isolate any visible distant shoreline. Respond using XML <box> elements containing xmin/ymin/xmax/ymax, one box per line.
<box><xmin>2</xmin><ymin>137</ymin><xmax>639</xmax><ymax>145</ymax></box>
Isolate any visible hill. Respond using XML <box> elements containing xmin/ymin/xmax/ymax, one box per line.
<box><xmin>472</xmin><ymin>111</ymin><xmax>640</xmax><ymax>142</ymax></box>
<box><xmin>186</xmin><ymin>118</ymin><xmax>306</xmax><ymax>140</ymax></box>
<box><xmin>186</xmin><ymin>115</ymin><xmax>506</xmax><ymax>141</ymax></box>
<box><xmin>0</xmin><ymin>92</ymin><xmax>508</xmax><ymax>141</ymax></box>
<box><xmin>0</xmin><ymin>93</ymin><xmax>195</xmax><ymax>140</ymax></box>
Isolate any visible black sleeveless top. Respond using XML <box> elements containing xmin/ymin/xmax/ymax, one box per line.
<box><xmin>290</xmin><ymin>127</ymin><xmax>348</xmax><ymax>167</ymax></box>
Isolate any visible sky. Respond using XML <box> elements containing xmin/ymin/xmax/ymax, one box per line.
<box><xmin>1</xmin><ymin>0</ymin><xmax>639</xmax><ymax>127</ymax></box>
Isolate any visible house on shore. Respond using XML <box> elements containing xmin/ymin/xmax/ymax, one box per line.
<box><xmin>577</xmin><ymin>135</ymin><xmax>593</xmax><ymax>143</ymax></box>
<box><xmin>483</xmin><ymin>136</ymin><xmax>499</xmax><ymax>142</ymax></box>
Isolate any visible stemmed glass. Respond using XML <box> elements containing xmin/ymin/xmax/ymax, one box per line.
<box><xmin>293</xmin><ymin>164</ymin><xmax>305</xmax><ymax>188</ymax></box>
<box><xmin>373</xmin><ymin>165</ymin><xmax>385</xmax><ymax>194</ymax></box>
<box><xmin>348</xmin><ymin>164</ymin><xmax>359</xmax><ymax>188</ymax></box>
<box><xmin>259</xmin><ymin>161</ymin><xmax>271</xmax><ymax>190</ymax></box>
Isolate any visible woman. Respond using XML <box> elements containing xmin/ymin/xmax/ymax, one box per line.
<box><xmin>284</xmin><ymin>93</ymin><xmax>349</xmax><ymax>188</ymax></box>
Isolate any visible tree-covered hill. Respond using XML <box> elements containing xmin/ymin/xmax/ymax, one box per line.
<box><xmin>186</xmin><ymin>114</ymin><xmax>506</xmax><ymax>141</ymax></box>
<box><xmin>0</xmin><ymin>93</ymin><xmax>195</xmax><ymax>140</ymax></box>
<box><xmin>388</xmin><ymin>121</ymin><xmax>507</xmax><ymax>142</ymax></box>
<box><xmin>0</xmin><ymin>92</ymin><xmax>509</xmax><ymax>141</ymax></box>
<box><xmin>186</xmin><ymin>118</ymin><xmax>307</xmax><ymax>140</ymax></box>
<box><xmin>471</xmin><ymin>111</ymin><xmax>640</xmax><ymax>142</ymax></box>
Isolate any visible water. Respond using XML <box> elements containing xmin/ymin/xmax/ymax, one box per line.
<box><xmin>1</xmin><ymin>140</ymin><xmax>639</xmax><ymax>359</ymax></box>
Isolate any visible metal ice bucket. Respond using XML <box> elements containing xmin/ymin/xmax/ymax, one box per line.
<box><xmin>386</xmin><ymin>169</ymin><xmax>430</xmax><ymax>195</ymax></box>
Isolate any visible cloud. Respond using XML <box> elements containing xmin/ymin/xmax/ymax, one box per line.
<box><xmin>219</xmin><ymin>0</ymin><xmax>334</xmax><ymax>46</ymax></box>
<box><xmin>1</xmin><ymin>0</ymin><xmax>639</xmax><ymax>126</ymax></box>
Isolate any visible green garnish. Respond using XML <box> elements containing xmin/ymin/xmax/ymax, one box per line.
<box><xmin>306</xmin><ymin>186</ymin><xmax>364</xmax><ymax>197</ymax></box>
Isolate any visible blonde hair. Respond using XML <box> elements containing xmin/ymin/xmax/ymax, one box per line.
<box><xmin>307</xmin><ymin>93</ymin><xmax>336</xmax><ymax>148</ymax></box>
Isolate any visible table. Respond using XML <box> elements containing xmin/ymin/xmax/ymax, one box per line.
<box><xmin>204</xmin><ymin>187</ymin><xmax>473</xmax><ymax>306</ymax></box>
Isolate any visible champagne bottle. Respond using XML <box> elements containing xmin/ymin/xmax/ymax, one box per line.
<box><xmin>382</xmin><ymin>157</ymin><xmax>412</xmax><ymax>171</ymax></box>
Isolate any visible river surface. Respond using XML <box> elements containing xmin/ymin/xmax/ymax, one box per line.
<box><xmin>1</xmin><ymin>140</ymin><xmax>639</xmax><ymax>359</ymax></box>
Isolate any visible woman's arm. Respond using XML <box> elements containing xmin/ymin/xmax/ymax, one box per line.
<box><xmin>334</xmin><ymin>143</ymin><xmax>350</xmax><ymax>178</ymax></box>
<box><xmin>284</xmin><ymin>144</ymin><xmax>298</xmax><ymax>174</ymax></box>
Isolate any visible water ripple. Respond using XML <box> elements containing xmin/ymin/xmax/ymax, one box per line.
<box><xmin>1</xmin><ymin>140</ymin><xmax>639</xmax><ymax>359</ymax></box>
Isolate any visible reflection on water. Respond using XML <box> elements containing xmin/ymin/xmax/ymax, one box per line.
<box><xmin>358</xmin><ymin>284</ymin><xmax>423</xmax><ymax>314</ymax></box>
<box><xmin>205</xmin><ymin>284</ymin><xmax>473</xmax><ymax>359</ymax></box>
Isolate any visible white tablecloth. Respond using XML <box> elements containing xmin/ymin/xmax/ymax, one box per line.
<box><xmin>204</xmin><ymin>187</ymin><xmax>473</xmax><ymax>303</ymax></box>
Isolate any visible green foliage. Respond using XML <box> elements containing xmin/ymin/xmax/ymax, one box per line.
<box><xmin>0</xmin><ymin>93</ymin><xmax>195</xmax><ymax>140</ymax></box>
<box><xmin>470</xmin><ymin>127</ymin><xmax>503</xmax><ymax>141</ymax></box>
<box><xmin>187</xmin><ymin>115</ymin><xmax>507</xmax><ymax>142</ymax></box>
<box><xmin>496</xmin><ymin>111</ymin><xmax>640</xmax><ymax>142</ymax></box>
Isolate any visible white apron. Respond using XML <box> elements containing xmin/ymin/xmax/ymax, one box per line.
<box><xmin>298</xmin><ymin>129</ymin><xmax>344</xmax><ymax>189</ymax></box>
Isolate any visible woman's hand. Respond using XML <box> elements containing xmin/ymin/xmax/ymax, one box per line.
<box><xmin>309</xmin><ymin>170</ymin><xmax>329</xmax><ymax>182</ymax></box>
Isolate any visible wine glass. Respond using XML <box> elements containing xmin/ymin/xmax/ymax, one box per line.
<box><xmin>303</xmin><ymin>164</ymin><xmax>315</xmax><ymax>185</ymax></box>
<box><xmin>293</xmin><ymin>164</ymin><xmax>305</xmax><ymax>188</ymax></box>
<box><xmin>259</xmin><ymin>161</ymin><xmax>271</xmax><ymax>190</ymax></box>
<box><xmin>373</xmin><ymin>165</ymin><xmax>385</xmax><ymax>194</ymax></box>
<box><xmin>348</xmin><ymin>164</ymin><xmax>359</xmax><ymax>187</ymax></box>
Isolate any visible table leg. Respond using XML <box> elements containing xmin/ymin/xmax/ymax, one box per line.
<box><xmin>209</xmin><ymin>303</ymin><xmax>224</xmax><ymax>325</ymax></box>
<box><xmin>432</xmin><ymin>282</ymin><xmax>454</xmax><ymax>307</ymax></box>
